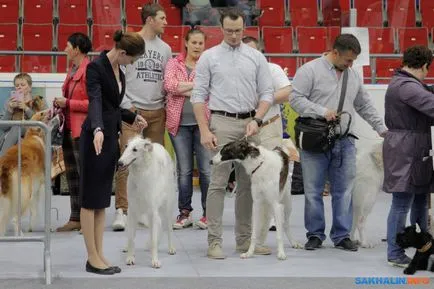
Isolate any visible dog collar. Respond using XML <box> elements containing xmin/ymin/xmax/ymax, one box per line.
<box><xmin>417</xmin><ymin>241</ymin><xmax>432</xmax><ymax>253</ymax></box>
<box><xmin>251</xmin><ymin>161</ymin><xmax>264</xmax><ymax>175</ymax></box>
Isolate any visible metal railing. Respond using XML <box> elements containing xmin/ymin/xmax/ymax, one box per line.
<box><xmin>0</xmin><ymin>50</ymin><xmax>428</xmax><ymax>84</ymax></box>
<box><xmin>0</xmin><ymin>121</ymin><xmax>52</xmax><ymax>285</ymax></box>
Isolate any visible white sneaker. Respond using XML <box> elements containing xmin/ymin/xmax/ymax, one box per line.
<box><xmin>112</xmin><ymin>208</ymin><xmax>127</xmax><ymax>231</ymax></box>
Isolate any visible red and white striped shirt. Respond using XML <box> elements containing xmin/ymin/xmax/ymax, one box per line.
<box><xmin>164</xmin><ymin>53</ymin><xmax>210</xmax><ymax>136</ymax></box>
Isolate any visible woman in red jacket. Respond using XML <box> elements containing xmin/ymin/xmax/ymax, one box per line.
<box><xmin>54</xmin><ymin>33</ymin><xmax>92</xmax><ymax>232</ymax></box>
<box><xmin>165</xmin><ymin>29</ymin><xmax>210</xmax><ymax>229</ymax></box>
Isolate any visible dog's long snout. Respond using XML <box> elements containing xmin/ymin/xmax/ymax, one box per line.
<box><xmin>117</xmin><ymin>160</ymin><xmax>124</xmax><ymax>170</ymax></box>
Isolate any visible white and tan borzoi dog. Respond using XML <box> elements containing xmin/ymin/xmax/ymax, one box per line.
<box><xmin>0</xmin><ymin>110</ymin><xmax>54</xmax><ymax>236</ymax></box>
<box><xmin>211</xmin><ymin>139</ymin><xmax>302</xmax><ymax>260</ymax></box>
<box><xmin>117</xmin><ymin>136</ymin><xmax>177</xmax><ymax>268</ymax></box>
<box><xmin>351</xmin><ymin>142</ymin><xmax>384</xmax><ymax>248</ymax></box>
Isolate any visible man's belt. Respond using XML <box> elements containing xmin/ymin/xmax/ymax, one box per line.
<box><xmin>211</xmin><ymin>110</ymin><xmax>256</xmax><ymax>119</ymax></box>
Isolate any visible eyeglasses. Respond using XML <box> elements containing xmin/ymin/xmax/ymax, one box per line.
<box><xmin>223</xmin><ymin>28</ymin><xmax>243</xmax><ymax>36</ymax></box>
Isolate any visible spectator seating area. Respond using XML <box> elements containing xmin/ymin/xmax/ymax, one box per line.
<box><xmin>0</xmin><ymin>0</ymin><xmax>433</xmax><ymax>83</ymax></box>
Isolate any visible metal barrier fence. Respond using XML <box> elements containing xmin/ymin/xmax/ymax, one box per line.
<box><xmin>0</xmin><ymin>120</ymin><xmax>52</xmax><ymax>285</ymax></box>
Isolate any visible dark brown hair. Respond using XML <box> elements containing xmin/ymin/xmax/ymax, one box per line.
<box><xmin>333</xmin><ymin>34</ymin><xmax>361</xmax><ymax>55</ymax></box>
<box><xmin>403</xmin><ymin>45</ymin><xmax>433</xmax><ymax>70</ymax></box>
<box><xmin>113</xmin><ymin>30</ymin><xmax>145</xmax><ymax>57</ymax></box>
<box><xmin>141</xmin><ymin>3</ymin><xmax>165</xmax><ymax>25</ymax></box>
<box><xmin>219</xmin><ymin>7</ymin><xmax>245</xmax><ymax>26</ymax></box>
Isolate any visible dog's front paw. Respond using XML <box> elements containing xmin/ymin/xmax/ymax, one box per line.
<box><xmin>291</xmin><ymin>242</ymin><xmax>303</xmax><ymax>249</ymax></box>
<box><xmin>360</xmin><ymin>242</ymin><xmax>375</xmax><ymax>248</ymax></box>
<box><xmin>168</xmin><ymin>247</ymin><xmax>176</xmax><ymax>255</ymax></box>
<box><xmin>403</xmin><ymin>267</ymin><xmax>416</xmax><ymax>275</ymax></box>
<box><xmin>240</xmin><ymin>252</ymin><xmax>252</xmax><ymax>259</ymax></box>
<box><xmin>151</xmin><ymin>258</ymin><xmax>161</xmax><ymax>268</ymax></box>
<box><xmin>277</xmin><ymin>251</ymin><xmax>287</xmax><ymax>260</ymax></box>
<box><xmin>125</xmin><ymin>255</ymin><xmax>135</xmax><ymax>265</ymax></box>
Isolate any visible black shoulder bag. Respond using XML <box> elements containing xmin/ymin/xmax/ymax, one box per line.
<box><xmin>294</xmin><ymin>69</ymin><xmax>349</xmax><ymax>153</ymax></box>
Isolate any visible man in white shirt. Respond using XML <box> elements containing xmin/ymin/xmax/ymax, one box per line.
<box><xmin>191</xmin><ymin>8</ymin><xmax>274</xmax><ymax>259</ymax></box>
<box><xmin>112</xmin><ymin>3</ymin><xmax>172</xmax><ymax>231</ymax></box>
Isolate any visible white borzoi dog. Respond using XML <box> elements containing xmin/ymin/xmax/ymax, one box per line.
<box><xmin>211</xmin><ymin>139</ymin><xmax>302</xmax><ymax>260</ymax></box>
<box><xmin>117</xmin><ymin>136</ymin><xmax>177</xmax><ymax>268</ymax></box>
<box><xmin>351</xmin><ymin>142</ymin><xmax>384</xmax><ymax>248</ymax></box>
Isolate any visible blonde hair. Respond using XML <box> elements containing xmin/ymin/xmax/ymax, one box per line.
<box><xmin>13</xmin><ymin>73</ymin><xmax>32</xmax><ymax>87</ymax></box>
<box><xmin>113</xmin><ymin>30</ymin><xmax>145</xmax><ymax>57</ymax></box>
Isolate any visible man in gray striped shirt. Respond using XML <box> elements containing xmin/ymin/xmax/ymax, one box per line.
<box><xmin>191</xmin><ymin>8</ymin><xmax>274</xmax><ymax>259</ymax></box>
<box><xmin>290</xmin><ymin>34</ymin><xmax>387</xmax><ymax>252</ymax></box>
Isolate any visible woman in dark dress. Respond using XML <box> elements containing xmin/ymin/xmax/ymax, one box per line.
<box><xmin>80</xmin><ymin>30</ymin><xmax>147</xmax><ymax>275</ymax></box>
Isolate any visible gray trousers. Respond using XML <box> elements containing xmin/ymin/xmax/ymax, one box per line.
<box><xmin>0</xmin><ymin>127</ymin><xmax>24</xmax><ymax>156</ymax></box>
<box><xmin>207</xmin><ymin>114</ymin><xmax>259</xmax><ymax>246</ymax></box>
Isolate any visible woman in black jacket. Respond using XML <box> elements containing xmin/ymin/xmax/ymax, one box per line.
<box><xmin>80</xmin><ymin>30</ymin><xmax>147</xmax><ymax>275</ymax></box>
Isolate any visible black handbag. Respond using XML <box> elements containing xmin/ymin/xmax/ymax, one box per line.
<box><xmin>294</xmin><ymin>69</ymin><xmax>348</xmax><ymax>153</ymax></box>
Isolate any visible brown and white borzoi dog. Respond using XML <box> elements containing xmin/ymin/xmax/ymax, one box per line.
<box><xmin>211</xmin><ymin>139</ymin><xmax>302</xmax><ymax>260</ymax></box>
<box><xmin>0</xmin><ymin>110</ymin><xmax>52</xmax><ymax>236</ymax></box>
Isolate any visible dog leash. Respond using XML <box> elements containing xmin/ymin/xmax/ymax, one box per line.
<box><xmin>215</xmin><ymin>135</ymin><xmax>249</xmax><ymax>149</ymax></box>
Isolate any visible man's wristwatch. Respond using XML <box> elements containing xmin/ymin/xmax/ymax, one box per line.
<box><xmin>253</xmin><ymin>117</ymin><xmax>263</xmax><ymax>127</ymax></box>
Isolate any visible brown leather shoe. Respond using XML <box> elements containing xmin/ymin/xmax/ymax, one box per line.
<box><xmin>56</xmin><ymin>221</ymin><xmax>81</xmax><ymax>232</ymax></box>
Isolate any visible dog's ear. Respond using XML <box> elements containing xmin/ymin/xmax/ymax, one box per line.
<box><xmin>143</xmin><ymin>142</ymin><xmax>153</xmax><ymax>152</ymax></box>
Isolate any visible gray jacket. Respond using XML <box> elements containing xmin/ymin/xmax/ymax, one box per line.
<box><xmin>383</xmin><ymin>69</ymin><xmax>434</xmax><ymax>193</ymax></box>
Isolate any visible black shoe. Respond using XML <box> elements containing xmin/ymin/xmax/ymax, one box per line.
<box><xmin>85</xmin><ymin>261</ymin><xmax>115</xmax><ymax>275</ymax></box>
<box><xmin>269</xmin><ymin>225</ymin><xmax>276</xmax><ymax>231</ymax></box>
<box><xmin>110</xmin><ymin>266</ymin><xmax>121</xmax><ymax>273</ymax></box>
<box><xmin>335</xmin><ymin>238</ymin><xmax>358</xmax><ymax>251</ymax></box>
<box><xmin>304</xmin><ymin>237</ymin><xmax>322</xmax><ymax>250</ymax></box>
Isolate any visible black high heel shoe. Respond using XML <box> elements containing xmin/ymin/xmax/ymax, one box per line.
<box><xmin>85</xmin><ymin>261</ymin><xmax>115</xmax><ymax>275</ymax></box>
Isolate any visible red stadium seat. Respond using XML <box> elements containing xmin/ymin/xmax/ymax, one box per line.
<box><xmin>296</xmin><ymin>27</ymin><xmax>327</xmax><ymax>53</ymax></box>
<box><xmin>58</xmin><ymin>0</ymin><xmax>88</xmax><ymax>24</ymax></box>
<box><xmin>268</xmin><ymin>57</ymin><xmax>296</xmax><ymax>78</ymax></box>
<box><xmin>0</xmin><ymin>0</ymin><xmax>19</xmax><ymax>24</ymax></box>
<box><xmin>245</xmin><ymin>26</ymin><xmax>260</xmax><ymax>40</ymax></box>
<box><xmin>321</xmin><ymin>0</ymin><xmax>351</xmax><ymax>26</ymax></box>
<box><xmin>21</xmin><ymin>24</ymin><xmax>53</xmax><ymax>72</ymax></box>
<box><xmin>0</xmin><ymin>24</ymin><xmax>18</xmax><ymax>50</ymax></box>
<box><xmin>262</xmin><ymin>26</ymin><xmax>293</xmax><ymax>53</ymax></box>
<box><xmin>196</xmin><ymin>26</ymin><xmax>222</xmax><ymax>49</ymax></box>
<box><xmin>354</xmin><ymin>0</ymin><xmax>383</xmax><ymax>27</ymax></box>
<box><xmin>57</xmin><ymin>24</ymin><xmax>89</xmax><ymax>72</ymax></box>
<box><xmin>258</xmin><ymin>0</ymin><xmax>286</xmax><ymax>27</ymax></box>
<box><xmin>23</xmin><ymin>0</ymin><xmax>53</xmax><ymax>24</ymax></box>
<box><xmin>420</xmin><ymin>0</ymin><xmax>434</xmax><ymax>30</ymax></box>
<box><xmin>21</xmin><ymin>56</ymin><xmax>52</xmax><ymax>73</ymax></box>
<box><xmin>92</xmin><ymin>25</ymin><xmax>122</xmax><ymax>52</ymax></box>
<box><xmin>397</xmin><ymin>27</ymin><xmax>429</xmax><ymax>53</ymax></box>
<box><xmin>125</xmin><ymin>0</ymin><xmax>155</xmax><ymax>26</ymax></box>
<box><xmin>158</xmin><ymin>0</ymin><xmax>182</xmax><ymax>25</ymax></box>
<box><xmin>22</xmin><ymin>24</ymin><xmax>53</xmax><ymax>51</ymax></box>
<box><xmin>0</xmin><ymin>56</ymin><xmax>16</xmax><ymax>72</ymax></box>
<box><xmin>160</xmin><ymin>25</ymin><xmax>190</xmax><ymax>53</ymax></box>
<box><xmin>368</xmin><ymin>27</ymin><xmax>395</xmax><ymax>53</ymax></box>
<box><xmin>289</xmin><ymin>0</ymin><xmax>318</xmax><ymax>27</ymax></box>
<box><xmin>387</xmin><ymin>0</ymin><xmax>416</xmax><ymax>28</ymax></box>
<box><xmin>375</xmin><ymin>58</ymin><xmax>401</xmax><ymax>84</ymax></box>
<box><xmin>91</xmin><ymin>0</ymin><xmax>121</xmax><ymax>25</ymax></box>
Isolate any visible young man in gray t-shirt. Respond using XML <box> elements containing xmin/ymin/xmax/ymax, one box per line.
<box><xmin>112</xmin><ymin>3</ymin><xmax>172</xmax><ymax>231</ymax></box>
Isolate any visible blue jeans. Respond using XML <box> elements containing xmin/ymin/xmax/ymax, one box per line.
<box><xmin>170</xmin><ymin>125</ymin><xmax>211</xmax><ymax>216</ymax></box>
<box><xmin>300</xmin><ymin>137</ymin><xmax>356</xmax><ymax>244</ymax></box>
<box><xmin>387</xmin><ymin>191</ymin><xmax>429</xmax><ymax>260</ymax></box>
